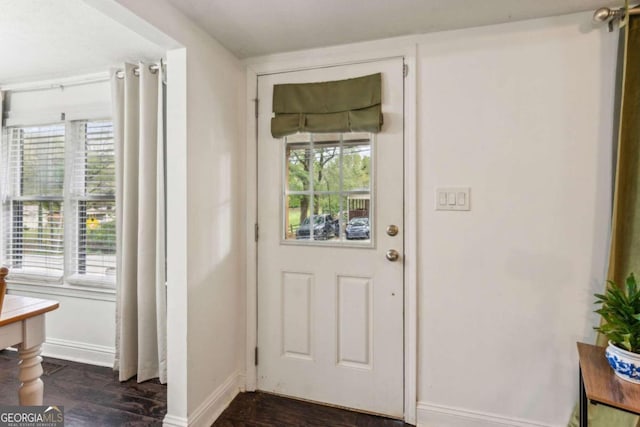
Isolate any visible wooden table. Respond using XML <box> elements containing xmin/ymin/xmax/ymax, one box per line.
<box><xmin>577</xmin><ymin>342</ymin><xmax>640</xmax><ymax>426</ymax></box>
<box><xmin>0</xmin><ymin>294</ymin><xmax>59</xmax><ymax>405</ymax></box>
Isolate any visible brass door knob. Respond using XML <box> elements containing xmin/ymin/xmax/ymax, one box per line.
<box><xmin>386</xmin><ymin>249</ymin><xmax>400</xmax><ymax>262</ymax></box>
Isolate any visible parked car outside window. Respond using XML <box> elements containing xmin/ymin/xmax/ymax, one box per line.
<box><xmin>296</xmin><ymin>214</ymin><xmax>337</xmax><ymax>240</ymax></box>
<box><xmin>345</xmin><ymin>217</ymin><xmax>370</xmax><ymax>240</ymax></box>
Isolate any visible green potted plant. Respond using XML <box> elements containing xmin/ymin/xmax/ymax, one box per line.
<box><xmin>594</xmin><ymin>272</ymin><xmax>640</xmax><ymax>383</ymax></box>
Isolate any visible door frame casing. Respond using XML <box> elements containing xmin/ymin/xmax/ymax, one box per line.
<box><xmin>243</xmin><ymin>38</ymin><xmax>418</xmax><ymax>424</ymax></box>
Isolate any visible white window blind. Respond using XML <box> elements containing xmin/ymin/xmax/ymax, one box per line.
<box><xmin>4</xmin><ymin>125</ymin><xmax>66</xmax><ymax>280</ymax></box>
<box><xmin>1</xmin><ymin>120</ymin><xmax>116</xmax><ymax>287</ymax></box>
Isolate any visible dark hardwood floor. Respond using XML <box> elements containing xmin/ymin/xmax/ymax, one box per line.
<box><xmin>0</xmin><ymin>349</ymin><xmax>166</xmax><ymax>426</ymax></box>
<box><xmin>214</xmin><ymin>392</ymin><xmax>412</xmax><ymax>427</ymax></box>
<box><xmin>1</xmin><ymin>350</ymin><xmax>409</xmax><ymax>426</ymax></box>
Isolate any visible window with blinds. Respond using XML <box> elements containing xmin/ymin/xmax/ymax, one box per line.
<box><xmin>4</xmin><ymin>125</ymin><xmax>65</xmax><ymax>279</ymax></box>
<box><xmin>68</xmin><ymin>120</ymin><xmax>116</xmax><ymax>284</ymax></box>
<box><xmin>1</xmin><ymin>120</ymin><xmax>116</xmax><ymax>287</ymax></box>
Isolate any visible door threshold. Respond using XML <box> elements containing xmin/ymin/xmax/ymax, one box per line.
<box><xmin>258</xmin><ymin>390</ymin><xmax>404</xmax><ymax>421</ymax></box>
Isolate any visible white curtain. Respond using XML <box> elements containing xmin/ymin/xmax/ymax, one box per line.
<box><xmin>111</xmin><ymin>63</ymin><xmax>167</xmax><ymax>383</ymax></box>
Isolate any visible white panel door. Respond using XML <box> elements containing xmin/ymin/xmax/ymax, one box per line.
<box><xmin>257</xmin><ymin>58</ymin><xmax>404</xmax><ymax>418</ymax></box>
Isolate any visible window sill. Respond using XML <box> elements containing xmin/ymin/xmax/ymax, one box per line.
<box><xmin>7</xmin><ymin>280</ymin><xmax>116</xmax><ymax>302</ymax></box>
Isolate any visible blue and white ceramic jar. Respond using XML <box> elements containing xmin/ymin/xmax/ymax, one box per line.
<box><xmin>605</xmin><ymin>341</ymin><xmax>640</xmax><ymax>384</ymax></box>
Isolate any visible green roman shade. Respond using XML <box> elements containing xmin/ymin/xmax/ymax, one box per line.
<box><xmin>271</xmin><ymin>73</ymin><xmax>383</xmax><ymax>138</ymax></box>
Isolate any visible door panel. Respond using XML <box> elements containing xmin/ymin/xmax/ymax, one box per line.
<box><xmin>257</xmin><ymin>58</ymin><xmax>404</xmax><ymax>417</ymax></box>
<box><xmin>281</xmin><ymin>272</ymin><xmax>313</xmax><ymax>359</ymax></box>
<box><xmin>337</xmin><ymin>275</ymin><xmax>372</xmax><ymax>368</ymax></box>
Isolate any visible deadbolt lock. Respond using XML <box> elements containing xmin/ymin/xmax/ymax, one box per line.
<box><xmin>386</xmin><ymin>224</ymin><xmax>399</xmax><ymax>236</ymax></box>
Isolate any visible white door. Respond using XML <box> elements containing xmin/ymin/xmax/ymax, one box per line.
<box><xmin>257</xmin><ymin>58</ymin><xmax>404</xmax><ymax>418</ymax></box>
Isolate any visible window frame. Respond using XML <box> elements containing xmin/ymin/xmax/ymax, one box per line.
<box><xmin>280</xmin><ymin>132</ymin><xmax>376</xmax><ymax>249</ymax></box>
<box><xmin>1</xmin><ymin>119</ymin><xmax>116</xmax><ymax>290</ymax></box>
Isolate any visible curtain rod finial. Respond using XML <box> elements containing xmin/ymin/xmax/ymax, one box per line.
<box><xmin>594</xmin><ymin>7</ymin><xmax>612</xmax><ymax>22</ymax></box>
<box><xmin>593</xmin><ymin>7</ymin><xmax>625</xmax><ymax>23</ymax></box>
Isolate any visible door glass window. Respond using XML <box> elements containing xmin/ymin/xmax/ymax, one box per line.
<box><xmin>283</xmin><ymin>132</ymin><xmax>373</xmax><ymax>245</ymax></box>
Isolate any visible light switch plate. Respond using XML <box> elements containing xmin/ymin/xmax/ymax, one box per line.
<box><xmin>435</xmin><ymin>187</ymin><xmax>470</xmax><ymax>211</ymax></box>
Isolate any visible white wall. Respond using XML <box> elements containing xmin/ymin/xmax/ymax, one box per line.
<box><xmin>95</xmin><ymin>1</ymin><xmax>247</xmax><ymax>425</ymax></box>
<box><xmin>8</xmin><ymin>287</ymin><xmax>115</xmax><ymax>366</ymax></box>
<box><xmin>5</xmin><ymin>79</ymin><xmax>111</xmax><ymax>126</ymax></box>
<box><xmin>416</xmin><ymin>13</ymin><xmax>617</xmax><ymax>427</ymax></box>
<box><xmin>244</xmin><ymin>10</ymin><xmax>618</xmax><ymax>427</ymax></box>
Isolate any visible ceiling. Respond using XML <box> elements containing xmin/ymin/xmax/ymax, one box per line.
<box><xmin>0</xmin><ymin>0</ymin><xmax>166</xmax><ymax>85</ymax></box>
<box><xmin>0</xmin><ymin>0</ymin><xmax>624</xmax><ymax>86</ymax></box>
<box><xmin>167</xmin><ymin>0</ymin><xmax>623</xmax><ymax>58</ymax></box>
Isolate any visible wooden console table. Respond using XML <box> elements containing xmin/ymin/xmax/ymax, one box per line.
<box><xmin>577</xmin><ymin>342</ymin><xmax>640</xmax><ymax>426</ymax></box>
<box><xmin>0</xmin><ymin>294</ymin><xmax>59</xmax><ymax>405</ymax></box>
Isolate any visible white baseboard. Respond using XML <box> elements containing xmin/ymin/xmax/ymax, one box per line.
<box><xmin>42</xmin><ymin>338</ymin><xmax>115</xmax><ymax>367</ymax></box>
<box><xmin>237</xmin><ymin>373</ymin><xmax>247</xmax><ymax>392</ymax></box>
<box><xmin>417</xmin><ymin>402</ymin><xmax>554</xmax><ymax>427</ymax></box>
<box><xmin>187</xmin><ymin>371</ymin><xmax>241</xmax><ymax>427</ymax></box>
<box><xmin>162</xmin><ymin>414</ymin><xmax>188</xmax><ymax>427</ymax></box>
